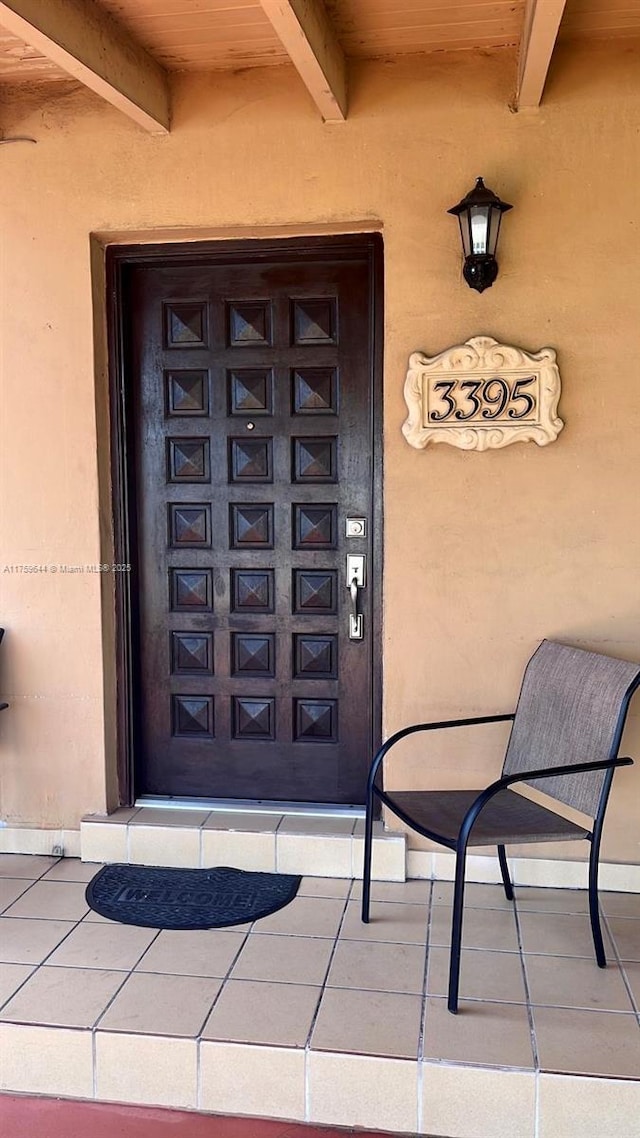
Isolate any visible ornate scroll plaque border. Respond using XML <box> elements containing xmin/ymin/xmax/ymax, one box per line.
<box><xmin>402</xmin><ymin>336</ymin><xmax>564</xmax><ymax>451</ymax></box>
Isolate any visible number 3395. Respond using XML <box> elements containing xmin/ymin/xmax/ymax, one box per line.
<box><xmin>428</xmin><ymin>375</ymin><xmax>537</xmax><ymax>422</ymax></box>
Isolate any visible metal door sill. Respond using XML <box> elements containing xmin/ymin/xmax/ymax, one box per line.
<box><xmin>135</xmin><ymin>795</ymin><xmax>365</xmax><ymax>819</ymax></box>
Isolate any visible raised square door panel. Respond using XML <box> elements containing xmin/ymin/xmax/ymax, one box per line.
<box><xmin>228</xmin><ymin>369</ymin><xmax>273</xmax><ymax>415</ymax></box>
<box><xmin>165</xmin><ymin>370</ymin><xmax>209</xmax><ymax>416</ymax></box>
<box><xmin>292</xmin><ymin>504</ymin><xmax>337</xmax><ymax>549</ymax></box>
<box><xmin>227</xmin><ymin>301</ymin><xmax>272</xmax><ymax>347</ymax></box>
<box><xmin>292</xmin><ymin>438</ymin><xmax>337</xmax><ymax>483</ymax></box>
<box><xmin>164</xmin><ymin>302</ymin><xmax>208</xmax><ymax>348</ymax></box>
<box><xmin>167</xmin><ymin>438</ymin><xmax>210</xmax><ymax>483</ymax></box>
<box><xmin>292</xmin><ymin>298</ymin><xmax>337</xmax><ymax>344</ymax></box>
<box><xmin>230</xmin><ymin>504</ymin><xmax>274</xmax><ymax>548</ymax></box>
<box><xmin>168</xmin><ymin>504</ymin><xmax>211</xmax><ymax>548</ymax></box>
<box><xmin>292</xmin><ymin>368</ymin><xmax>338</xmax><ymax>415</ymax></box>
<box><xmin>172</xmin><ymin>695</ymin><xmax>214</xmax><ymax>738</ymax></box>
<box><xmin>171</xmin><ymin>632</ymin><xmax>214</xmax><ymax>676</ymax></box>
<box><xmin>229</xmin><ymin>438</ymin><xmax>273</xmax><ymax>483</ymax></box>
<box><xmin>125</xmin><ymin>238</ymin><xmax>379</xmax><ymax>803</ymax></box>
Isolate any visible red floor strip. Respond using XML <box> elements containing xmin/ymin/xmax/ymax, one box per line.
<box><xmin>0</xmin><ymin>1096</ymin><xmax>396</xmax><ymax>1138</ymax></box>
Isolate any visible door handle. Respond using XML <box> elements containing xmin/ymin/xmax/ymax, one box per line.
<box><xmin>347</xmin><ymin>555</ymin><xmax>365</xmax><ymax>640</ymax></box>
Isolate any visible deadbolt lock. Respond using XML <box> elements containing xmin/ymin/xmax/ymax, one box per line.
<box><xmin>345</xmin><ymin>517</ymin><xmax>367</xmax><ymax>538</ymax></box>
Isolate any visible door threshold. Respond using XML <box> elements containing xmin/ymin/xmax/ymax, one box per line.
<box><xmin>135</xmin><ymin>795</ymin><xmax>365</xmax><ymax>819</ymax></box>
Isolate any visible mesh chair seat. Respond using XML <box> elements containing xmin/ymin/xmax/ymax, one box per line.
<box><xmin>382</xmin><ymin>788</ymin><xmax>589</xmax><ymax>847</ymax></box>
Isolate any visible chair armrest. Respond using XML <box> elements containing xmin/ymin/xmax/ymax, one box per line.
<box><xmin>458</xmin><ymin>756</ymin><xmax>633</xmax><ymax>846</ymax></box>
<box><xmin>367</xmin><ymin>714</ymin><xmax>514</xmax><ymax>794</ymax></box>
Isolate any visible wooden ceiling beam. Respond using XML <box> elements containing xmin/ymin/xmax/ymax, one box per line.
<box><xmin>258</xmin><ymin>0</ymin><xmax>347</xmax><ymax>121</ymax></box>
<box><xmin>0</xmin><ymin>0</ymin><xmax>170</xmax><ymax>133</ymax></box>
<box><xmin>515</xmin><ymin>0</ymin><xmax>568</xmax><ymax>109</ymax></box>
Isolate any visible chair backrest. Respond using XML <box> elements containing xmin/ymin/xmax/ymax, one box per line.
<box><xmin>502</xmin><ymin>640</ymin><xmax>640</xmax><ymax>817</ymax></box>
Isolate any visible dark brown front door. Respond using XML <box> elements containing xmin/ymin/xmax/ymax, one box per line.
<box><xmin>122</xmin><ymin>237</ymin><xmax>381</xmax><ymax>804</ymax></box>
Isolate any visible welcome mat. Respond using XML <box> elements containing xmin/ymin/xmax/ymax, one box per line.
<box><xmin>85</xmin><ymin>864</ymin><xmax>301</xmax><ymax>930</ymax></box>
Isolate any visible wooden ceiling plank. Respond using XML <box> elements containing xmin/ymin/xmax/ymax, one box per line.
<box><xmin>258</xmin><ymin>0</ymin><xmax>347</xmax><ymax>120</ymax></box>
<box><xmin>0</xmin><ymin>0</ymin><xmax>170</xmax><ymax>132</ymax></box>
<box><xmin>333</xmin><ymin>3</ymin><xmax>523</xmax><ymax>34</ymax></box>
<box><xmin>516</xmin><ymin>0</ymin><xmax>568</xmax><ymax>109</ymax></box>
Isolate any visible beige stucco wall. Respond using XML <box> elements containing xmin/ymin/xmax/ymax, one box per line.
<box><xmin>0</xmin><ymin>41</ymin><xmax>638</xmax><ymax>863</ymax></box>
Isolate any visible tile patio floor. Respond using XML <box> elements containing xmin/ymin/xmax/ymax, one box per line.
<box><xmin>0</xmin><ymin>854</ymin><xmax>639</xmax><ymax>1138</ymax></box>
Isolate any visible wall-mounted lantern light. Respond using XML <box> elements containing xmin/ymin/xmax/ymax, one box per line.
<box><xmin>448</xmin><ymin>177</ymin><xmax>512</xmax><ymax>293</ymax></box>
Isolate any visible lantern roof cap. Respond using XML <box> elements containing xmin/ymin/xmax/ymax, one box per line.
<box><xmin>447</xmin><ymin>177</ymin><xmax>512</xmax><ymax>217</ymax></box>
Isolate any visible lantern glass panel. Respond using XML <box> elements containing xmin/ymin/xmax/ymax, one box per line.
<box><xmin>487</xmin><ymin>206</ymin><xmax>503</xmax><ymax>257</ymax></box>
<box><xmin>469</xmin><ymin>205</ymin><xmax>491</xmax><ymax>255</ymax></box>
<box><xmin>458</xmin><ymin>215</ymin><xmax>472</xmax><ymax>259</ymax></box>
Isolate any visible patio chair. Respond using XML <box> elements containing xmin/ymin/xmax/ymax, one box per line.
<box><xmin>361</xmin><ymin>640</ymin><xmax>640</xmax><ymax>1013</ymax></box>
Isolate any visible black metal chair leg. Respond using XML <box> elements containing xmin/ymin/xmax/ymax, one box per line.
<box><xmin>588</xmin><ymin>830</ymin><xmax>607</xmax><ymax>968</ymax></box>
<box><xmin>361</xmin><ymin>789</ymin><xmax>375</xmax><ymax>923</ymax></box>
<box><xmin>497</xmin><ymin>844</ymin><xmax>514</xmax><ymax>901</ymax></box>
<box><xmin>447</xmin><ymin>845</ymin><xmax>467</xmax><ymax>1013</ymax></box>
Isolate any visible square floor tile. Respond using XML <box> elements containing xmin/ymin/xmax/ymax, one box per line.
<box><xmin>136</xmin><ymin>929</ymin><xmax>246</xmax><ymax>978</ymax></box>
<box><xmin>341</xmin><ymin>900</ymin><xmax>428</xmax><ymax>944</ymax></box>
<box><xmin>432</xmin><ymin>881</ymin><xmax>514</xmax><ymax>910</ymax></box>
<box><xmin>426</xmin><ymin>946</ymin><xmax>527</xmax><ymax>1003</ymax></box>
<box><xmin>42</xmin><ymin>859</ymin><xmax>102</xmax><ymax>883</ymax></box>
<box><xmin>80</xmin><ymin>821</ymin><xmax>127</xmax><ymax>864</ymax></box>
<box><xmin>131</xmin><ymin>808</ymin><xmax>211</xmax><ymax>827</ymax></box>
<box><xmin>0</xmin><ymin>965</ymin><xmax>125</xmax><ymax>1028</ymax></box>
<box><xmin>517</xmin><ymin>911</ymin><xmax>601</xmax><ymax>957</ymax></box>
<box><xmin>600</xmin><ymin>892</ymin><xmax>640</xmax><ymax>919</ymax></box>
<box><xmin>538</xmin><ymin>1072</ymin><xmax>640</xmax><ymax>1138</ymax></box>
<box><xmin>3</xmin><ymin>881</ymin><xmax>89</xmax><ymax>921</ymax></box>
<box><xmin>421</xmin><ymin>1062</ymin><xmax>536</xmax><ymax>1138</ymax></box>
<box><xmin>430</xmin><ymin>905</ymin><xmax>519</xmax><ymax>951</ymax></box>
<box><xmin>277</xmin><ymin>833</ymin><xmax>352</xmax><ymax>877</ymax></box>
<box><xmin>200</xmin><ymin>1041</ymin><xmax>305</xmax><ymax>1120</ymax></box>
<box><xmin>96</xmin><ymin>1032</ymin><xmax>197</xmax><ymax>1110</ymax></box>
<box><xmin>45</xmin><ymin>920</ymin><xmax>158</xmax><ymax>970</ymax></box>
<box><xmin>0</xmin><ymin>1023</ymin><xmax>93</xmax><ymax>1097</ymax></box>
<box><xmin>351</xmin><ymin>879</ymin><xmax>431</xmax><ymax>904</ymax></box>
<box><xmin>621</xmin><ymin>960</ymin><xmax>640</xmax><ymax>1009</ymax></box>
<box><xmin>202</xmin><ymin>828</ymin><xmax>276</xmax><ymax>872</ymax></box>
<box><xmin>607</xmin><ymin>916</ymin><xmax>640</xmax><ymax>961</ymax></box>
<box><xmin>0</xmin><ymin>855</ymin><xmax>58</xmax><ymax>879</ymax></box>
<box><xmin>129</xmin><ymin>826</ymin><xmax>200</xmax><ymax>868</ymax></box>
<box><xmin>0</xmin><ymin>918</ymin><xmax>75</xmax><ymax>965</ymax></box>
<box><xmin>327</xmin><ymin>939</ymin><xmax>426</xmax><ymax>994</ymax></box>
<box><xmin>0</xmin><ymin>963</ymin><xmax>35</xmax><ymax>1007</ymax></box>
<box><xmin>202</xmin><ymin>979</ymin><xmax>320</xmax><ymax>1047</ymax></box>
<box><xmin>423</xmin><ymin>997</ymin><xmax>535</xmax><ymax>1069</ymax></box>
<box><xmin>277</xmin><ymin>816</ymin><xmax>356</xmax><ymax>835</ymax></box>
<box><xmin>532</xmin><ymin>1005</ymin><xmax>640</xmax><ymax>1078</ymax></box>
<box><xmin>311</xmin><ymin>987</ymin><xmax>422</xmax><ymax>1059</ymax></box>
<box><xmin>98</xmin><ymin>971</ymin><xmax>221</xmax><ymax>1037</ymax></box>
<box><xmin>252</xmin><ymin>896</ymin><xmax>345</xmax><ymax>938</ymax></box>
<box><xmin>0</xmin><ymin>879</ymin><xmax>32</xmax><ymax>913</ymax></box>
<box><xmin>204</xmin><ymin>812</ymin><xmax>281</xmax><ymax>832</ymax></box>
<box><xmin>525</xmin><ymin>953</ymin><xmax>634</xmax><ymax>1011</ymax></box>
<box><xmin>299</xmin><ymin>877</ymin><xmax>352</xmax><ymax>898</ymax></box>
<box><xmin>514</xmin><ymin>887</ymin><xmax>589</xmax><ymax>914</ymax></box>
<box><xmin>231</xmin><ymin>933</ymin><xmax>333</xmax><ymax>985</ymax></box>
<box><xmin>307</xmin><ymin>1051</ymin><xmax>419</xmax><ymax>1134</ymax></box>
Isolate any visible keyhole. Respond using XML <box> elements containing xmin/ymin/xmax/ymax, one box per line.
<box><xmin>246</xmin><ymin>422</ymin><xmax>255</xmax><ymax>431</ymax></box>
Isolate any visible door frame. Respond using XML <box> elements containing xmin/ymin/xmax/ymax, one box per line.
<box><xmin>106</xmin><ymin>233</ymin><xmax>384</xmax><ymax>807</ymax></box>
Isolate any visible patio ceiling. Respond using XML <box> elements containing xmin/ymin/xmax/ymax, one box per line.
<box><xmin>0</xmin><ymin>0</ymin><xmax>638</xmax><ymax>131</ymax></box>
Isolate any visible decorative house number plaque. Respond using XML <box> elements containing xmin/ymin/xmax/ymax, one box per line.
<box><xmin>402</xmin><ymin>336</ymin><xmax>563</xmax><ymax>451</ymax></box>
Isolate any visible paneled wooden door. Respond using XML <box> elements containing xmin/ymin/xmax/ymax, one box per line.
<box><xmin>120</xmin><ymin>237</ymin><xmax>381</xmax><ymax>804</ymax></box>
